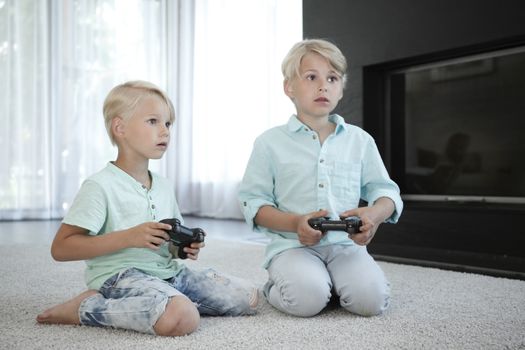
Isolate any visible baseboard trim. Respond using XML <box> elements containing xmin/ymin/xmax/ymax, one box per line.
<box><xmin>372</xmin><ymin>254</ymin><xmax>525</xmax><ymax>280</ymax></box>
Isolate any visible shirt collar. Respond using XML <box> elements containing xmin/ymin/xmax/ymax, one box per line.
<box><xmin>287</xmin><ymin>115</ymin><xmax>306</xmax><ymax>132</ymax></box>
<box><xmin>107</xmin><ymin>162</ymin><xmax>154</xmax><ymax>191</ymax></box>
<box><xmin>287</xmin><ymin>114</ymin><xmax>348</xmax><ymax>134</ymax></box>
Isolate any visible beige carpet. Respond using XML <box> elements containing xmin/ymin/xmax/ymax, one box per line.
<box><xmin>1</xmin><ymin>239</ymin><xmax>524</xmax><ymax>349</ymax></box>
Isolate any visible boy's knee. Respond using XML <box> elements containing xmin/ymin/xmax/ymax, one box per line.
<box><xmin>340</xmin><ymin>283</ymin><xmax>390</xmax><ymax>317</ymax></box>
<box><xmin>343</xmin><ymin>296</ymin><xmax>389</xmax><ymax>316</ymax></box>
<box><xmin>270</xmin><ymin>283</ymin><xmax>331</xmax><ymax>317</ymax></box>
<box><xmin>289</xmin><ymin>299</ymin><xmax>327</xmax><ymax>317</ymax></box>
<box><xmin>154</xmin><ymin>296</ymin><xmax>200</xmax><ymax>336</ymax></box>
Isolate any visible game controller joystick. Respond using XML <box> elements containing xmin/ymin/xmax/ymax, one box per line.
<box><xmin>308</xmin><ymin>216</ymin><xmax>363</xmax><ymax>235</ymax></box>
<box><xmin>160</xmin><ymin>218</ymin><xmax>206</xmax><ymax>259</ymax></box>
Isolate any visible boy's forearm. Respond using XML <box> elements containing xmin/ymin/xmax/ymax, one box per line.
<box><xmin>254</xmin><ymin>205</ymin><xmax>300</xmax><ymax>233</ymax></box>
<box><xmin>370</xmin><ymin>197</ymin><xmax>396</xmax><ymax>223</ymax></box>
<box><xmin>51</xmin><ymin>228</ymin><xmax>130</xmax><ymax>261</ymax></box>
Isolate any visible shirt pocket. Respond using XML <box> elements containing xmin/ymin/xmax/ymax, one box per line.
<box><xmin>329</xmin><ymin>161</ymin><xmax>361</xmax><ymax>205</ymax></box>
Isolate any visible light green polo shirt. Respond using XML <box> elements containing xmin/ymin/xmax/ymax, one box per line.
<box><xmin>63</xmin><ymin>162</ymin><xmax>183</xmax><ymax>290</ymax></box>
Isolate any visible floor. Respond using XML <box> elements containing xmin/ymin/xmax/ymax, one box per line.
<box><xmin>0</xmin><ymin>216</ymin><xmax>269</xmax><ymax>245</ymax></box>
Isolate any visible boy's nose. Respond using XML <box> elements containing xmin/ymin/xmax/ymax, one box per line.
<box><xmin>319</xmin><ymin>87</ymin><xmax>328</xmax><ymax>92</ymax></box>
<box><xmin>160</xmin><ymin>125</ymin><xmax>170</xmax><ymax>136</ymax></box>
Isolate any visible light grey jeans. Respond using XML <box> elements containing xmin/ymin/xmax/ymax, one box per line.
<box><xmin>264</xmin><ymin>244</ymin><xmax>390</xmax><ymax>317</ymax></box>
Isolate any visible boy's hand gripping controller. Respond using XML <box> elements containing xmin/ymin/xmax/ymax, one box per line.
<box><xmin>308</xmin><ymin>216</ymin><xmax>363</xmax><ymax>234</ymax></box>
<box><xmin>160</xmin><ymin>218</ymin><xmax>206</xmax><ymax>259</ymax></box>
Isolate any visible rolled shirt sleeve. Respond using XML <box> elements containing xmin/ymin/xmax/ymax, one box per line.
<box><xmin>238</xmin><ymin>137</ymin><xmax>277</xmax><ymax>231</ymax></box>
<box><xmin>360</xmin><ymin>137</ymin><xmax>404</xmax><ymax>223</ymax></box>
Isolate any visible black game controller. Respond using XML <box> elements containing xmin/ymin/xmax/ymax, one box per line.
<box><xmin>308</xmin><ymin>216</ymin><xmax>363</xmax><ymax>234</ymax></box>
<box><xmin>160</xmin><ymin>218</ymin><xmax>206</xmax><ymax>259</ymax></box>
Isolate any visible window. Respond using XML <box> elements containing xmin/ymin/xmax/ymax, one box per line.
<box><xmin>0</xmin><ymin>0</ymin><xmax>303</xmax><ymax>219</ymax></box>
<box><xmin>1</xmin><ymin>0</ymin><xmax>167</xmax><ymax>219</ymax></box>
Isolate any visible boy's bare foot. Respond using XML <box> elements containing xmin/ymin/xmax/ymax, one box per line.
<box><xmin>36</xmin><ymin>290</ymin><xmax>98</xmax><ymax>325</ymax></box>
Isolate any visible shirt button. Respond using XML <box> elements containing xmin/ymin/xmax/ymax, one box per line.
<box><xmin>312</xmin><ymin>135</ymin><xmax>317</xmax><ymax>140</ymax></box>
<box><xmin>318</xmin><ymin>183</ymin><xmax>324</xmax><ymax>188</ymax></box>
<box><xmin>151</xmin><ymin>204</ymin><xmax>156</xmax><ymax>209</ymax></box>
<box><xmin>320</xmin><ymin>159</ymin><xmax>324</xmax><ymax>163</ymax></box>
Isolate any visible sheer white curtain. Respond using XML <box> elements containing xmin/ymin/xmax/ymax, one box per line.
<box><xmin>51</xmin><ymin>0</ymin><xmax>167</xmax><ymax>216</ymax></box>
<box><xmin>171</xmin><ymin>0</ymin><xmax>302</xmax><ymax>219</ymax></box>
<box><xmin>0</xmin><ymin>0</ymin><xmax>302</xmax><ymax>220</ymax></box>
<box><xmin>1</xmin><ymin>0</ymin><xmax>51</xmax><ymax>219</ymax></box>
<box><xmin>1</xmin><ymin>0</ymin><xmax>168</xmax><ymax>219</ymax></box>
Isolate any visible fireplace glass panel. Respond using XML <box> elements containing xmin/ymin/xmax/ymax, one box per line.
<box><xmin>389</xmin><ymin>47</ymin><xmax>525</xmax><ymax>203</ymax></box>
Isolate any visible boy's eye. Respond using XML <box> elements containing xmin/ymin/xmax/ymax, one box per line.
<box><xmin>328</xmin><ymin>76</ymin><xmax>339</xmax><ymax>83</ymax></box>
<box><xmin>147</xmin><ymin>118</ymin><xmax>157</xmax><ymax>124</ymax></box>
<box><xmin>165</xmin><ymin>121</ymin><xmax>172</xmax><ymax>129</ymax></box>
<box><xmin>306</xmin><ymin>74</ymin><xmax>316</xmax><ymax>81</ymax></box>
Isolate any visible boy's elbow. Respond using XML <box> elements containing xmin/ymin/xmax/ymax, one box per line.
<box><xmin>50</xmin><ymin>248</ymin><xmax>62</xmax><ymax>261</ymax></box>
<box><xmin>50</xmin><ymin>244</ymin><xmax>68</xmax><ymax>261</ymax></box>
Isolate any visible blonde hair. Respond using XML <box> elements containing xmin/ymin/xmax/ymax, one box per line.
<box><xmin>281</xmin><ymin>38</ymin><xmax>347</xmax><ymax>87</ymax></box>
<box><xmin>103</xmin><ymin>80</ymin><xmax>175</xmax><ymax>145</ymax></box>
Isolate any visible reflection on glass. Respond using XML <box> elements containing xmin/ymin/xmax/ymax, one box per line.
<box><xmin>389</xmin><ymin>47</ymin><xmax>525</xmax><ymax>201</ymax></box>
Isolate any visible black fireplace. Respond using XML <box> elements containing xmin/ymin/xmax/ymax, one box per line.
<box><xmin>383</xmin><ymin>44</ymin><xmax>525</xmax><ymax>204</ymax></box>
<box><xmin>363</xmin><ymin>39</ymin><xmax>525</xmax><ymax>279</ymax></box>
<box><xmin>303</xmin><ymin>0</ymin><xmax>525</xmax><ymax>279</ymax></box>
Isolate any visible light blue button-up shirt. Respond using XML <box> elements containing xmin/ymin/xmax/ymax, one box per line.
<box><xmin>238</xmin><ymin>114</ymin><xmax>403</xmax><ymax>268</ymax></box>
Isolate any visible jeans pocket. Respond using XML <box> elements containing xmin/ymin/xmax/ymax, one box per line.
<box><xmin>99</xmin><ymin>268</ymin><xmax>143</xmax><ymax>298</ymax></box>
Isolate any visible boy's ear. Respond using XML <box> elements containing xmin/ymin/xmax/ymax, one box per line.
<box><xmin>112</xmin><ymin>117</ymin><xmax>125</xmax><ymax>139</ymax></box>
<box><xmin>283</xmin><ymin>79</ymin><xmax>294</xmax><ymax>98</ymax></box>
